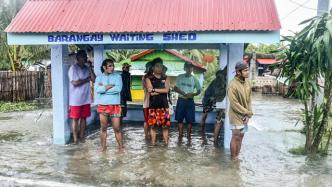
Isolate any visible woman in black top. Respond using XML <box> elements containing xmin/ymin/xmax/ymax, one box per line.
<box><xmin>146</xmin><ymin>58</ymin><xmax>171</xmax><ymax>145</ymax></box>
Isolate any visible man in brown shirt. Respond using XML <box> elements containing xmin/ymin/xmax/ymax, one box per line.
<box><xmin>228</xmin><ymin>62</ymin><xmax>253</xmax><ymax>159</ymax></box>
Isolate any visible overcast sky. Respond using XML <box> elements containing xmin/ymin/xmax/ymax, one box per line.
<box><xmin>276</xmin><ymin>0</ymin><xmax>332</xmax><ymax>36</ymax></box>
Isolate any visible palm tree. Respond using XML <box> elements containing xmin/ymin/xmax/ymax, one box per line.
<box><xmin>105</xmin><ymin>50</ymin><xmax>142</xmax><ymax>63</ymax></box>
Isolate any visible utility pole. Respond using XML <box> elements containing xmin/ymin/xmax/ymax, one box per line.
<box><xmin>316</xmin><ymin>0</ymin><xmax>330</xmax><ymax>104</ymax></box>
<box><xmin>317</xmin><ymin>0</ymin><xmax>330</xmax><ymax>16</ymax></box>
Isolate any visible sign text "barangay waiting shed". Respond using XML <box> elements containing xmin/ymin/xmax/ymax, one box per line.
<box><xmin>47</xmin><ymin>33</ymin><xmax>197</xmax><ymax>43</ymax></box>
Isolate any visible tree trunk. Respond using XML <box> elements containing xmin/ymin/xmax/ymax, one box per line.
<box><xmin>304</xmin><ymin>101</ymin><xmax>312</xmax><ymax>153</ymax></box>
<box><xmin>7</xmin><ymin>48</ymin><xmax>15</xmax><ymax>72</ymax></box>
<box><xmin>324</xmin><ymin>129</ymin><xmax>332</xmax><ymax>154</ymax></box>
<box><xmin>311</xmin><ymin>78</ymin><xmax>332</xmax><ymax>153</ymax></box>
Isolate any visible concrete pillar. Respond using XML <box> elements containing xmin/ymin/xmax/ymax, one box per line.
<box><xmin>221</xmin><ymin>43</ymin><xmax>244</xmax><ymax>148</ymax></box>
<box><xmin>51</xmin><ymin>45</ymin><xmax>71</xmax><ymax>144</ymax></box>
<box><xmin>93</xmin><ymin>45</ymin><xmax>104</xmax><ymax>76</ymax></box>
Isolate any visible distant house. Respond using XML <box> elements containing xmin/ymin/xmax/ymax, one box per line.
<box><xmin>27</xmin><ymin>59</ymin><xmax>51</xmax><ymax>71</ymax></box>
<box><xmin>115</xmin><ymin>49</ymin><xmax>206</xmax><ymax>102</ymax></box>
<box><xmin>244</xmin><ymin>53</ymin><xmax>279</xmax><ymax>76</ymax></box>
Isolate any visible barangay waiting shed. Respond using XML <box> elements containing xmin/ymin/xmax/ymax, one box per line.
<box><xmin>5</xmin><ymin>0</ymin><xmax>281</xmax><ymax>147</ymax></box>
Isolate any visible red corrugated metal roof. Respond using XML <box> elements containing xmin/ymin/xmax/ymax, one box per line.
<box><xmin>256</xmin><ymin>58</ymin><xmax>278</xmax><ymax>65</ymax></box>
<box><xmin>5</xmin><ymin>0</ymin><xmax>281</xmax><ymax>33</ymax></box>
<box><xmin>130</xmin><ymin>49</ymin><xmax>206</xmax><ymax>72</ymax></box>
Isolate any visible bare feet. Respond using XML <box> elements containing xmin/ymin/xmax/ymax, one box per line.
<box><xmin>79</xmin><ymin>138</ymin><xmax>86</xmax><ymax>143</ymax></box>
<box><xmin>99</xmin><ymin>146</ymin><xmax>107</xmax><ymax>152</ymax></box>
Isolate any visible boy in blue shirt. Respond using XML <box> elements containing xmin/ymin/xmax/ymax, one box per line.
<box><xmin>174</xmin><ymin>63</ymin><xmax>201</xmax><ymax>139</ymax></box>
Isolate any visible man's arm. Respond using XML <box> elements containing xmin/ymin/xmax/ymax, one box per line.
<box><xmin>173</xmin><ymin>86</ymin><xmax>186</xmax><ymax>96</ymax></box>
<box><xmin>71</xmin><ymin>77</ymin><xmax>90</xmax><ymax>87</ymax></box>
<box><xmin>106</xmin><ymin>75</ymin><xmax>123</xmax><ymax>94</ymax></box>
<box><xmin>69</xmin><ymin>66</ymin><xmax>90</xmax><ymax>87</ymax></box>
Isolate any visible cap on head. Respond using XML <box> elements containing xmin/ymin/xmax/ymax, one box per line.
<box><xmin>235</xmin><ymin>62</ymin><xmax>248</xmax><ymax>71</ymax></box>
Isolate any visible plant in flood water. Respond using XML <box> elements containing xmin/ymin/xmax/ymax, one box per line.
<box><xmin>278</xmin><ymin>11</ymin><xmax>332</xmax><ymax>155</ymax></box>
<box><xmin>0</xmin><ymin>102</ymin><xmax>39</xmax><ymax>112</ymax></box>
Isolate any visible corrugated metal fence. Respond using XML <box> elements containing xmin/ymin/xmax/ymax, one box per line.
<box><xmin>0</xmin><ymin>70</ymin><xmax>52</xmax><ymax>102</ymax></box>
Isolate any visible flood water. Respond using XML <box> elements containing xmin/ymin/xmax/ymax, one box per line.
<box><xmin>0</xmin><ymin>94</ymin><xmax>331</xmax><ymax>187</ymax></box>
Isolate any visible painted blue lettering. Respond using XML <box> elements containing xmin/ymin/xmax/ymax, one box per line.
<box><xmin>97</xmin><ymin>35</ymin><xmax>103</xmax><ymax>41</ymax></box>
<box><xmin>61</xmin><ymin>35</ymin><xmax>69</xmax><ymax>42</ymax></box>
<box><xmin>69</xmin><ymin>35</ymin><xmax>76</xmax><ymax>42</ymax></box>
<box><xmin>90</xmin><ymin>35</ymin><xmax>97</xmax><ymax>41</ymax></box>
<box><xmin>83</xmin><ymin>35</ymin><xmax>89</xmax><ymax>42</ymax></box>
<box><xmin>163</xmin><ymin>34</ymin><xmax>171</xmax><ymax>41</ymax></box>
<box><xmin>146</xmin><ymin>34</ymin><xmax>154</xmax><ymax>41</ymax></box>
<box><xmin>110</xmin><ymin>34</ymin><xmax>120</xmax><ymax>41</ymax></box>
<box><xmin>188</xmin><ymin>33</ymin><xmax>196</xmax><ymax>40</ymax></box>
<box><xmin>48</xmin><ymin>35</ymin><xmax>54</xmax><ymax>42</ymax></box>
<box><xmin>76</xmin><ymin>35</ymin><xmax>84</xmax><ymax>42</ymax></box>
<box><xmin>120</xmin><ymin>34</ymin><xmax>127</xmax><ymax>41</ymax></box>
<box><xmin>129</xmin><ymin>34</ymin><xmax>136</xmax><ymax>41</ymax></box>
<box><xmin>55</xmin><ymin>35</ymin><xmax>61</xmax><ymax>42</ymax></box>
<box><xmin>179</xmin><ymin>33</ymin><xmax>187</xmax><ymax>40</ymax></box>
<box><xmin>172</xmin><ymin>33</ymin><xmax>179</xmax><ymax>40</ymax></box>
<box><xmin>138</xmin><ymin>34</ymin><xmax>145</xmax><ymax>41</ymax></box>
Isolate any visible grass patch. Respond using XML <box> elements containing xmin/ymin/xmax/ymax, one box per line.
<box><xmin>0</xmin><ymin>101</ymin><xmax>39</xmax><ymax>112</ymax></box>
<box><xmin>289</xmin><ymin>146</ymin><xmax>306</xmax><ymax>155</ymax></box>
<box><xmin>289</xmin><ymin>146</ymin><xmax>329</xmax><ymax>156</ymax></box>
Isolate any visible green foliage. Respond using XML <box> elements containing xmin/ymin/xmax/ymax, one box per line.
<box><xmin>0</xmin><ymin>102</ymin><xmax>39</xmax><ymax>112</ymax></box>
<box><xmin>0</xmin><ymin>0</ymin><xmax>50</xmax><ymax>71</ymax></box>
<box><xmin>245</xmin><ymin>43</ymin><xmax>279</xmax><ymax>54</ymax></box>
<box><xmin>278</xmin><ymin>11</ymin><xmax>332</xmax><ymax>155</ymax></box>
<box><xmin>289</xmin><ymin>146</ymin><xmax>327</xmax><ymax>156</ymax></box>
<box><xmin>179</xmin><ymin>49</ymin><xmax>220</xmax><ymax>91</ymax></box>
<box><xmin>105</xmin><ymin>50</ymin><xmax>142</xmax><ymax>63</ymax></box>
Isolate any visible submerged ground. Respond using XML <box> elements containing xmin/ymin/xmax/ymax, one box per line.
<box><xmin>0</xmin><ymin>94</ymin><xmax>331</xmax><ymax>187</ymax></box>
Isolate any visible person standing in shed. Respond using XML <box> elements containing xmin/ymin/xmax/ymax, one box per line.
<box><xmin>68</xmin><ymin>50</ymin><xmax>95</xmax><ymax>144</ymax></box>
<box><xmin>228</xmin><ymin>62</ymin><xmax>253</xmax><ymax>159</ymax></box>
